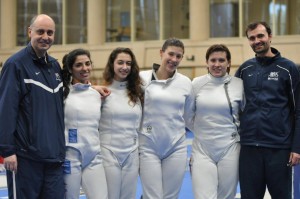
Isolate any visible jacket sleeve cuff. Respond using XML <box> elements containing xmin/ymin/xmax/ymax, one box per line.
<box><xmin>0</xmin><ymin>145</ymin><xmax>16</xmax><ymax>158</ymax></box>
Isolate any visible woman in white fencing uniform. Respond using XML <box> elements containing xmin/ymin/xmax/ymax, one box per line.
<box><xmin>190</xmin><ymin>44</ymin><xmax>245</xmax><ymax>199</ymax></box>
<box><xmin>139</xmin><ymin>38</ymin><xmax>195</xmax><ymax>199</ymax></box>
<box><xmin>62</xmin><ymin>48</ymin><xmax>108</xmax><ymax>199</ymax></box>
<box><xmin>99</xmin><ymin>47</ymin><xmax>143</xmax><ymax>199</ymax></box>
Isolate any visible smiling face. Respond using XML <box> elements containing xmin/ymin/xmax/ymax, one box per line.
<box><xmin>71</xmin><ymin>55</ymin><xmax>92</xmax><ymax>84</ymax></box>
<box><xmin>247</xmin><ymin>24</ymin><xmax>272</xmax><ymax>57</ymax></box>
<box><xmin>28</xmin><ymin>15</ymin><xmax>55</xmax><ymax>57</ymax></box>
<box><xmin>207</xmin><ymin>51</ymin><xmax>230</xmax><ymax>78</ymax></box>
<box><xmin>160</xmin><ymin>46</ymin><xmax>184</xmax><ymax>76</ymax></box>
<box><xmin>113</xmin><ymin>52</ymin><xmax>132</xmax><ymax>82</ymax></box>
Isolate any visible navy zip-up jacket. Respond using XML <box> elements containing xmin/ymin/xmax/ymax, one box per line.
<box><xmin>235</xmin><ymin>47</ymin><xmax>300</xmax><ymax>153</ymax></box>
<box><xmin>0</xmin><ymin>43</ymin><xmax>65</xmax><ymax>162</ymax></box>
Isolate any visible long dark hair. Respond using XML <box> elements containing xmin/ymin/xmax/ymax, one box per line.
<box><xmin>103</xmin><ymin>47</ymin><xmax>144</xmax><ymax>105</ymax></box>
<box><xmin>62</xmin><ymin>48</ymin><xmax>91</xmax><ymax>99</ymax></box>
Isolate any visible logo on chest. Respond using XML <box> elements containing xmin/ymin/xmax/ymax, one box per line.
<box><xmin>267</xmin><ymin>72</ymin><xmax>279</xmax><ymax>81</ymax></box>
<box><xmin>55</xmin><ymin>73</ymin><xmax>61</xmax><ymax>81</ymax></box>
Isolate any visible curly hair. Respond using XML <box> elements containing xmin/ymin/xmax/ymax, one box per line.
<box><xmin>62</xmin><ymin>48</ymin><xmax>91</xmax><ymax>99</ymax></box>
<box><xmin>102</xmin><ymin>47</ymin><xmax>144</xmax><ymax>105</ymax></box>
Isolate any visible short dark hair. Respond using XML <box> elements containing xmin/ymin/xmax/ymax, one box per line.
<box><xmin>205</xmin><ymin>44</ymin><xmax>231</xmax><ymax>62</ymax></box>
<box><xmin>161</xmin><ymin>38</ymin><xmax>185</xmax><ymax>54</ymax></box>
<box><xmin>245</xmin><ymin>21</ymin><xmax>272</xmax><ymax>38</ymax></box>
<box><xmin>206</xmin><ymin>44</ymin><xmax>231</xmax><ymax>73</ymax></box>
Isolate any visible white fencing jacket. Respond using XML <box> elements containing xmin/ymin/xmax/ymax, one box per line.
<box><xmin>64</xmin><ymin>84</ymin><xmax>102</xmax><ymax>162</ymax></box>
<box><xmin>139</xmin><ymin>67</ymin><xmax>195</xmax><ymax>157</ymax></box>
<box><xmin>191</xmin><ymin>73</ymin><xmax>245</xmax><ymax>161</ymax></box>
<box><xmin>99</xmin><ymin>80</ymin><xmax>142</xmax><ymax>165</ymax></box>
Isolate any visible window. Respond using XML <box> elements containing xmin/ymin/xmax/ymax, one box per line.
<box><xmin>16</xmin><ymin>0</ymin><xmax>87</xmax><ymax>46</ymax></box>
<box><xmin>163</xmin><ymin>0</ymin><xmax>189</xmax><ymax>39</ymax></box>
<box><xmin>65</xmin><ymin>0</ymin><xmax>87</xmax><ymax>43</ymax></box>
<box><xmin>243</xmin><ymin>0</ymin><xmax>272</xmax><ymax>35</ymax></box>
<box><xmin>243</xmin><ymin>0</ymin><xmax>300</xmax><ymax>35</ymax></box>
<box><xmin>106</xmin><ymin>0</ymin><xmax>131</xmax><ymax>42</ymax></box>
<box><xmin>269</xmin><ymin>0</ymin><xmax>300</xmax><ymax>35</ymax></box>
<box><xmin>17</xmin><ymin>0</ymin><xmax>38</xmax><ymax>46</ymax></box>
<box><xmin>210</xmin><ymin>0</ymin><xmax>239</xmax><ymax>37</ymax></box>
<box><xmin>105</xmin><ymin>0</ymin><xmax>189</xmax><ymax>42</ymax></box>
<box><xmin>211</xmin><ymin>0</ymin><xmax>300</xmax><ymax>37</ymax></box>
<box><xmin>41</xmin><ymin>0</ymin><xmax>63</xmax><ymax>44</ymax></box>
<box><xmin>135</xmin><ymin>0</ymin><xmax>160</xmax><ymax>41</ymax></box>
<box><xmin>290</xmin><ymin>0</ymin><xmax>300</xmax><ymax>35</ymax></box>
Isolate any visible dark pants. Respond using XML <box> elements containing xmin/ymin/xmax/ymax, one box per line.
<box><xmin>239</xmin><ymin>145</ymin><xmax>292</xmax><ymax>199</ymax></box>
<box><xmin>294</xmin><ymin>166</ymin><xmax>300</xmax><ymax>198</ymax></box>
<box><xmin>6</xmin><ymin>156</ymin><xmax>64</xmax><ymax>199</ymax></box>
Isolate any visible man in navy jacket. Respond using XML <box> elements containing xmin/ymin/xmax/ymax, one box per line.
<box><xmin>235</xmin><ymin>21</ymin><xmax>300</xmax><ymax>199</ymax></box>
<box><xmin>0</xmin><ymin>14</ymin><xmax>65</xmax><ymax>199</ymax></box>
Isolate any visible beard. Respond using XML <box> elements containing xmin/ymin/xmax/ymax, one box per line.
<box><xmin>251</xmin><ymin>42</ymin><xmax>270</xmax><ymax>56</ymax></box>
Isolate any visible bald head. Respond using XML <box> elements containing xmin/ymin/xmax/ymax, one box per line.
<box><xmin>28</xmin><ymin>14</ymin><xmax>56</xmax><ymax>57</ymax></box>
<box><xmin>30</xmin><ymin>14</ymin><xmax>55</xmax><ymax>29</ymax></box>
